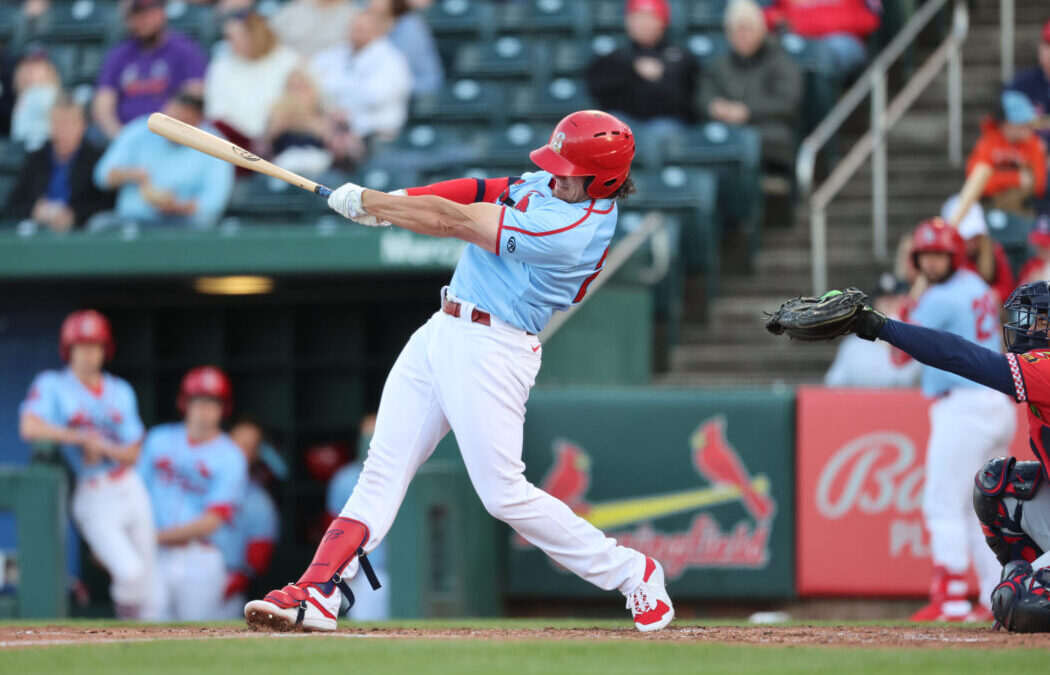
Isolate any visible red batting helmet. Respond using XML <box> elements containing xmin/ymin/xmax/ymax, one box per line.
<box><xmin>910</xmin><ymin>217</ymin><xmax>967</xmax><ymax>272</ymax></box>
<box><xmin>529</xmin><ymin>110</ymin><xmax>635</xmax><ymax>199</ymax></box>
<box><xmin>178</xmin><ymin>366</ymin><xmax>233</xmax><ymax>417</ymax></box>
<box><xmin>59</xmin><ymin>310</ymin><xmax>114</xmax><ymax>362</ymax></box>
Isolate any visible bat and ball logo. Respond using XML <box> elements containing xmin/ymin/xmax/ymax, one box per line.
<box><xmin>232</xmin><ymin>145</ymin><xmax>261</xmax><ymax>162</ymax></box>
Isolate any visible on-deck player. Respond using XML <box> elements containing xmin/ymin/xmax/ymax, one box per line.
<box><xmin>19</xmin><ymin>310</ymin><xmax>155</xmax><ymax>619</ymax></box>
<box><xmin>904</xmin><ymin>219</ymin><xmax>1016</xmax><ymax>622</ymax></box>
<box><xmin>245</xmin><ymin>110</ymin><xmax>675</xmax><ymax>633</ymax></box>
<box><xmin>774</xmin><ymin>280</ymin><xmax>1050</xmax><ymax>632</ymax></box>
<box><xmin>139</xmin><ymin>366</ymin><xmax>247</xmax><ymax>620</ymax></box>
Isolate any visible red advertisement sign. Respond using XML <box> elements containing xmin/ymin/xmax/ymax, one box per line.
<box><xmin>796</xmin><ymin>387</ymin><xmax>1033</xmax><ymax>596</ymax></box>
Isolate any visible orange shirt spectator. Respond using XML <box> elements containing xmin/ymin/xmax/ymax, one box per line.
<box><xmin>966</xmin><ymin>90</ymin><xmax>1047</xmax><ymax>214</ymax></box>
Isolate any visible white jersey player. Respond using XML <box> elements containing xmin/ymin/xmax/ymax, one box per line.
<box><xmin>245</xmin><ymin>110</ymin><xmax>674</xmax><ymax>633</ymax></box>
<box><xmin>906</xmin><ymin>218</ymin><xmax>1017</xmax><ymax>622</ymax></box>
<box><xmin>138</xmin><ymin>366</ymin><xmax>247</xmax><ymax>621</ymax></box>
<box><xmin>19</xmin><ymin>310</ymin><xmax>155</xmax><ymax>619</ymax></box>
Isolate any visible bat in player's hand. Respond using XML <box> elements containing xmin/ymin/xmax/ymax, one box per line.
<box><xmin>146</xmin><ymin>113</ymin><xmax>333</xmax><ymax>198</ymax></box>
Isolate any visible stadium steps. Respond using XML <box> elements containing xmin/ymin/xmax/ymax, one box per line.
<box><xmin>658</xmin><ymin>0</ymin><xmax>1044</xmax><ymax>387</ymax></box>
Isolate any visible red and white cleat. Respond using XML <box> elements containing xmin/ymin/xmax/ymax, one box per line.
<box><xmin>626</xmin><ymin>557</ymin><xmax>674</xmax><ymax>632</ymax></box>
<box><xmin>909</xmin><ymin>600</ymin><xmax>972</xmax><ymax>622</ymax></box>
<box><xmin>244</xmin><ymin>582</ymin><xmax>342</xmax><ymax>632</ymax></box>
<box><xmin>963</xmin><ymin>603</ymin><xmax>995</xmax><ymax>624</ymax></box>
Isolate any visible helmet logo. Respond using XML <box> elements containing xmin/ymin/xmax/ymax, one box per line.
<box><xmin>82</xmin><ymin>316</ymin><xmax>96</xmax><ymax>333</ymax></box>
<box><xmin>550</xmin><ymin>132</ymin><xmax>565</xmax><ymax>154</ymax></box>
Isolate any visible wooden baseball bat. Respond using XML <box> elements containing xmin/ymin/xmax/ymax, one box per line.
<box><xmin>946</xmin><ymin>161</ymin><xmax>993</xmax><ymax>227</ymax></box>
<box><xmin>146</xmin><ymin>113</ymin><xmax>332</xmax><ymax>198</ymax></box>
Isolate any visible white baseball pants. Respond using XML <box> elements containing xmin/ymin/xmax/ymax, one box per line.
<box><xmin>153</xmin><ymin>542</ymin><xmax>227</xmax><ymax>621</ymax></box>
<box><xmin>339</xmin><ymin>299</ymin><xmax>646</xmax><ymax>594</ymax></box>
<box><xmin>71</xmin><ymin>469</ymin><xmax>157</xmax><ymax>617</ymax></box>
<box><xmin>923</xmin><ymin>387</ymin><xmax>1017</xmax><ymax>603</ymax></box>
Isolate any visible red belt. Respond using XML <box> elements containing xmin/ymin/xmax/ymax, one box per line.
<box><xmin>85</xmin><ymin>464</ymin><xmax>128</xmax><ymax>487</ymax></box>
<box><xmin>442</xmin><ymin>297</ymin><xmax>491</xmax><ymax>326</ymax></box>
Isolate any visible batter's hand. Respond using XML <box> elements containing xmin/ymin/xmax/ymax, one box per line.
<box><xmin>328</xmin><ymin>181</ymin><xmax>368</xmax><ymax>221</ymax></box>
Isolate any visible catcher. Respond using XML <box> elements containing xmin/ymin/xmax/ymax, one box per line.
<box><xmin>767</xmin><ymin>280</ymin><xmax>1050</xmax><ymax>632</ymax></box>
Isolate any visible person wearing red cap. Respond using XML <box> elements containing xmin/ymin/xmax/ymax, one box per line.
<box><xmin>1008</xmin><ymin>18</ymin><xmax>1050</xmax><ymax>152</ymax></box>
<box><xmin>585</xmin><ymin>0</ymin><xmax>698</xmax><ymax>164</ymax></box>
<box><xmin>19</xmin><ymin>310</ymin><xmax>156</xmax><ymax>619</ymax></box>
<box><xmin>764</xmin><ymin>0</ymin><xmax>881</xmax><ymax>79</ymax></box>
<box><xmin>244</xmin><ymin>111</ymin><xmax>675</xmax><ymax>634</ymax></box>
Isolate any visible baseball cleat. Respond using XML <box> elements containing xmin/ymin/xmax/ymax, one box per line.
<box><xmin>626</xmin><ymin>557</ymin><xmax>674</xmax><ymax>632</ymax></box>
<box><xmin>244</xmin><ymin>583</ymin><xmax>341</xmax><ymax>632</ymax></box>
<box><xmin>909</xmin><ymin>600</ymin><xmax>973</xmax><ymax>622</ymax></box>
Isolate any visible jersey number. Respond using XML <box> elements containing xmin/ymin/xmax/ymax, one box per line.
<box><xmin>973</xmin><ymin>293</ymin><xmax>997</xmax><ymax>342</ymax></box>
<box><xmin>573</xmin><ymin>245</ymin><xmax>610</xmax><ymax>303</ymax></box>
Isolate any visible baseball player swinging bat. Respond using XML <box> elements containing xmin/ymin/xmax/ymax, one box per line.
<box><xmin>146</xmin><ymin>113</ymin><xmax>333</xmax><ymax>198</ymax></box>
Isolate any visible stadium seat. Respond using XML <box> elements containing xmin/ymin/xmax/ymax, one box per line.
<box><xmin>370</xmin><ymin>123</ymin><xmax>479</xmax><ymax>176</ymax></box>
<box><xmin>494</xmin><ymin>0</ymin><xmax>589</xmax><ymax>36</ymax></box>
<box><xmin>687</xmin><ymin>0</ymin><xmax>728</xmax><ymax>30</ymax></box>
<box><xmin>591</xmin><ymin>0</ymin><xmax>626</xmax><ymax>32</ymax></box>
<box><xmin>685</xmin><ymin>32</ymin><xmax>729</xmax><ymax>68</ymax></box>
<box><xmin>410</xmin><ymin>79</ymin><xmax>505</xmax><ymax>123</ymax></box>
<box><xmin>227</xmin><ymin>174</ymin><xmax>329</xmax><ymax>220</ymax></box>
<box><xmin>987</xmin><ymin>210</ymin><xmax>1036</xmax><ymax>274</ymax></box>
<box><xmin>165</xmin><ymin>0</ymin><xmax>217</xmax><ymax>45</ymax></box>
<box><xmin>423</xmin><ymin>0</ymin><xmax>495</xmax><ymax>38</ymax></box>
<box><xmin>454</xmin><ymin>36</ymin><xmax>543</xmax><ymax>80</ymax></box>
<box><xmin>0</xmin><ymin>139</ymin><xmax>26</xmax><ymax>174</ymax></box>
<box><xmin>21</xmin><ymin>0</ymin><xmax>119</xmax><ymax>42</ymax></box>
<box><xmin>75</xmin><ymin>42</ymin><xmax>107</xmax><ymax>86</ymax></box>
<box><xmin>507</xmin><ymin>78</ymin><xmax>593</xmax><ymax>121</ymax></box>
<box><xmin>472</xmin><ymin>123</ymin><xmax>550</xmax><ymax>168</ymax></box>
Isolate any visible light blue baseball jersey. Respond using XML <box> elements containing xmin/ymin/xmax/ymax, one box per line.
<box><xmin>911</xmin><ymin>268</ymin><xmax>1002</xmax><ymax>397</ymax></box>
<box><xmin>137</xmin><ymin>423</ymin><xmax>247</xmax><ymax>535</ymax></box>
<box><xmin>327</xmin><ymin>462</ymin><xmax>386</xmax><ymax>570</ymax></box>
<box><xmin>214</xmin><ymin>480</ymin><xmax>278</xmax><ymax>575</ymax></box>
<box><xmin>19</xmin><ymin>368</ymin><xmax>145</xmax><ymax>480</ymax></box>
<box><xmin>448</xmin><ymin>170</ymin><xmax>619</xmax><ymax>334</ymax></box>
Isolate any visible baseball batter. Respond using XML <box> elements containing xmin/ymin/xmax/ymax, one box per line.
<box><xmin>905</xmin><ymin>219</ymin><xmax>1016</xmax><ymax>622</ymax></box>
<box><xmin>768</xmin><ymin>279</ymin><xmax>1050</xmax><ymax>632</ymax></box>
<box><xmin>139</xmin><ymin>366</ymin><xmax>247</xmax><ymax>620</ymax></box>
<box><xmin>18</xmin><ymin>310</ymin><xmax>155</xmax><ymax>619</ymax></box>
<box><xmin>245</xmin><ymin>110</ymin><xmax>674</xmax><ymax>633</ymax></box>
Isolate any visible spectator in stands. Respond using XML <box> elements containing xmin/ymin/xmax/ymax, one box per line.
<box><xmin>310</xmin><ymin>9</ymin><xmax>412</xmax><ymax>163</ymax></box>
<box><xmin>93</xmin><ymin>0</ymin><xmax>208</xmax><ymax>140</ymax></box>
<box><xmin>1008</xmin><ymin>18</ymin><xmax>1050</xmax><ymax>149</ymax></box>
<box><xmin>1019</xmin><ymin>215</ymin><xmax>1050</xmax><ymax>285</ymax></box>
<box><xmin>92</xmin><ymin>90</ymin><xmax>234</xmax><ymax>229</ymax></box>
<box><xmin>370</xmin><ymin>0</ymin><xmax>443</xmax><ymax>97</ymax></box>
<box><xmin>5</xmin><ymin>95</ymin><xmax>113</xmax><ymax>232</ymax></box>
<box><xmin>763</xmin><ymin>0</ymin><xmax>880</xmax><ymax>79</ymax></box>
<box><xmin>699</xmin><ymin>0</ymin><xmax>803</xmax><ymax>176</ymax></box>
<box><xmin>967</xmin><ymin>90</ymin><xmax>1047</xmax><ymax>216</ymax></box>
<box><xmin>825</xmin><ymin>274</ymin><xmax>920</xmax><ymax>388</ymax></box>
<box><xmin>585</xmin><ymin>0</ymin><xmax>698</xmax><ymax>164</ymax></box>
<box><xmin>270</xmin><ymin>0</ymin><xmax>358</xmax><ymax>58</ymax></box>
<box><xmin>939</xmin><ymin>194</ymin><xmax>1015</xmax><ymax>303</ymax></box>
<box><xmin>205</xmin><ymin>9</ymin><xmax>301</xmax><ymax>145</ymax></box>
<box><xmin>263</xmin><ymin>69</ymin><xmax>334</xmax><ymax>177</ymax></box>
<box><xmin>11</xmin><ymin>48</ymin><xmax>61</xmax><ymax>151</ymax></box>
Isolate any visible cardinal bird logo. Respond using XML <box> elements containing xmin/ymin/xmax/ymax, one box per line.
<box><xmin>540</xmin><ymin>440</ymin><xmax>591</xmax><ymax>514</ymax></box>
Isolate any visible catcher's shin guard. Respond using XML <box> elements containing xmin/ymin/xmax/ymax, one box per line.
<box><xmin>973</xmin><ymin>457</ymin><xmax>1044</xmax><ymax>566</ymax></box>
<box><xmin>991</xmin><ymin>561</ymin><xmax>1050</xmax><ymax>632</ymax></box>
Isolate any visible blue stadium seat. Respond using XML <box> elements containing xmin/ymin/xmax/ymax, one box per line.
<box><xmin>423</xmin><ymin>0</ymin><xmax>495</xmax><ymax>38</ymax></box>
<box><xmin>21</xmin><ymin>0</ymin><xmax>119</xmax><ymax>42</ymax></box>
<box><xmin>410</xmin><ymin>79</ymin><xmax>505</xmax><ymax>123</ymax></box>
<box><xmin>473</xmin><ymin>123</ymin><xmax>550</xmax><ymax>167</ymax></box>
<box><xmin>507</xmin><ymin>78</ymin><xmax>593</xmax><ymax>121</ymax></box>
<box><xmin>591</xmin><ymin>0</ymin><xmax>624</xmax><ymax>31</ymax></box>
<box><xmin>454</xmin><ymin>36</ymin><xmax>542</xmax><ymax>80</ymax></box>
<box><xmin>685</xmin><ymin>32</ymin><xmax>729</xmax><ymax>68</ymax></box>
<box><xmin>687</xmin><ymin>0</ymin><xmax>728</xmax><ymax>30</ymax></box>
<box><xmin>370</xmin><ymin>123</ymin><xmax>479</xmax><ymax>176</ymax></box>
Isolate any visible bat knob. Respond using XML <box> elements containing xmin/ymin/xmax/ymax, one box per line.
<box><xmin>315</xmin><ymin>185</ymin><xmax>333</xmax><ymax>199</ymax></box>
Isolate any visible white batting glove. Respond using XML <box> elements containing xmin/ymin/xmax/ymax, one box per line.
<box><xmin>347</xmin><ymin>188</ymin><xmax>408</xmax><ymax>227</ymax></box>
<box><xmin>328</xmin><ymin>181</ymin><xmax>367</xmax><ymax>220</ymax></box>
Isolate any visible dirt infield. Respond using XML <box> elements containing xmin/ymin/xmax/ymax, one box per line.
<box><xmin>4</xmin><ymin>623</ymin><xmax>1050</xmax><ymax>650</ymax></box>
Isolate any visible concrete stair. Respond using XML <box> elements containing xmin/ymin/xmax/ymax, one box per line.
<box><xmin>657</xmin><ymin>0</ymin><xmax>1045</xmax><ymax>388</ymax></box>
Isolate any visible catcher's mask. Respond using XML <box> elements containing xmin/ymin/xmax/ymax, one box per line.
<box><xmin>1004</xmin><ymin>281</ymin><xmax>1050</xmax><ymax>354</ymax></box>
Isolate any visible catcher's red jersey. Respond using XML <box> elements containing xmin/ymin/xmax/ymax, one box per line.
<box><xmin>1006</xmin><ymin>350</ymin><xmax>1050</xmax><ymax>471</ymax></box>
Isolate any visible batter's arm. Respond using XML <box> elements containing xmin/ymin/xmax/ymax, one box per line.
<box><xmin>361</xmin><ymin>190</ymin><xmax>501</xmax><ymax>251</ymax></box>
<box><xmin>876</xmin><ymin>318</ymin><xmax>1015</xmax><ymax>397</ymax></box>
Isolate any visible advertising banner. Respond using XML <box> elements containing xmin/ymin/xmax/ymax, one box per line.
<box><xmin>796</xmin><ymin>387</ymin><xmax>1033</xmax><ymax>596</ymax></box>
<box><xmin>508</xmin><ymin>389</ymin><xmax>795</xmax><ymax>599</ymax></box>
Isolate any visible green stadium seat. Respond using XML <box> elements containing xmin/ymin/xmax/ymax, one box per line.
<box><xmin>507</xmin><ymin>78</ymin><xmax>593</xmax><ymax>121</ymax></box>
<box><xmin>424</xmin><ymin>0</ymin><xmax>495</xmax><ymax>38</ymax></box>
<box><xmin>0</xmin><ymin>139</ymin><xmax>26</xmax><ymax>174</ymax></box>
<box><xmin>987</xmin><ymin>210</ymin><xmax>1036</xmax><ymax>274</ymax></box>
<box><xmin>687</xmin><ymin>0</ymin><xmax>728</xmax><ymax>30</ymax></box>
<box><xmin>454</xmin><ymin>36</ymin><xmax>542</xmax><ymax>80</ymax></box>
<box><xmin>227</xmin><ymin>174</ymin><xmax>329</xmax><ymax>220</ymax></box>
<box><xmin>592</xmin><ymin>0</ymin><xmax>626</xmax><ymax>32</ymax></box>
<box><xmin>165</xmin><ymin>1</ymin><xmax>217</xmax><ymax>45</ymax></box>
<box><xmin>21</xmin><ymin>0</ymin><xmax>119</xmax><ymax>42</ymax></box>
<box><xmin>474</xmin><ymin>123</ymin><xmax>550</xmax><ymax>167</ymax></box>
<box><xmin>685</xmin><ymin>32</ymin><xmax>728</xmax><ymax>68</ymax></box>
<box><xmin>370</xmin><ymin>123</ymin><xmax>479</xmax><ymax>176</ymax></box>
<box><xmin>494</xmin><ymin>0</ymin><xmax>588</xmax><ymax>35</ymax></box>
<box><xmin>410</xmin><ymin>79</ymin><xmax>505</xmax><ymax>123</ymax></box>
<box><xmin>0</xmin><ymin>3</ymin><xmax>22</xmax><ymax>41</ymax></box>
<box><xmin>75</xmin><ymin>42</ymin><xmax>107</xmax><ymax>86</ymax></box>
<box><xmin>549</xmin><ymin>35</ymin><xmax>616</xmax><ymax>76</ymax></box>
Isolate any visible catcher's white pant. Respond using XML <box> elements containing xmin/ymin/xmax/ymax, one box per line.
<box><xmin>923</xmin><ymin>387</ymin><xmax>1017</xmax><ymax>603</ymax></box>
<box><xmin>339</xmin><ymin>301</ymin><xmax>647</xmax><ymax>594</ymax></box>
<box><xmin>71</xmin><ymin>468</ymin><xmax>157</xmax><ymax>617</ymax></box>
<box><xmin>153</xmin><ymin>542</ymin><xmax>227</xmax><ymax>621</ymax></box>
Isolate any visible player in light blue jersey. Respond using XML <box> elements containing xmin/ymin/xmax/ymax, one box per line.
<box><xmin>247</xmin><ymin>111</ymin><xmax>675</xmax><ymax>634</ymax></box>
<box><xmin>139</xmin><ymin>366</ymin><xmax>247</xmax><ymax>620</ymax></box>
<box><xmin>19</xmin><ymin>310</ymin><xmax>156</xmax><ymax>619</ymax></box>
<box><xmin>906</xmin><ymin>218</ymin><xmax>1017</xmax><ymax>623</ymax></box>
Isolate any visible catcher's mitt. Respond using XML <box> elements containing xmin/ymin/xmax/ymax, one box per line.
<box><xmin>764</xmin><ymin>288</ymin><xmax>871</xmax><ymax>342</ymax></box>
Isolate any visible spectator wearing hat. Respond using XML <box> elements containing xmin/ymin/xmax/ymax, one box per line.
<box><xmin>939</xmin><ymin>193</ymin><xmax>1015</xmax><ymax>303</ymax></box>
<box><xmin>967</xmin><ymin>90</ymin><xmax>1047</xmax><ymax>216</ymax></box>
<box><xmin>1020</xmin><ymin>216</ymin><xmax>1050</xmax><ymax>285</ymax></box>
<box><xmin>699</xmin><ymin>0</ymin><xmax>803</xmax><ymax>175</ymax></box>
<box><xmin>5</xmin><ymin>95</ymin><xmax>113</xmax><ymax>232</ymax></box>
<box><xmin>10</xmin><ymin>48</ymin><xmax>62</xmax><ymax>151</ymax></box>
<box><xmin>763</xmin><ymin>0</ymin><xmax>880</xmax><ymax>79</ymax></box>
<box><xmin>1008</xmin><ymin>19</ymin><xmax>1050</xmax><ymax>149</ymax></box>
<box><xmin>586</xmin><ymin>0</ymin><xmax>699</xmax><ymax>165</ymax></box>
<box><xmin>91</xmin><ymin>90</ymin><xmax>234</xmax><ymax>229</ymax></box>
<box><xmin>93</xmin><ymin>0</ymin><xmax>208</xmax><ymax>140</ymax></box>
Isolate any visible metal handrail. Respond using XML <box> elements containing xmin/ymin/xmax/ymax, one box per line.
<box><xmin>797</xmin><ymin>0</ymin><xmax>969</xmax><ymax>294</ymax></box>
<box><xmin>539</xmin><ymin>212</ymin><xmax>665</xmax><ymax>342</ymax></box>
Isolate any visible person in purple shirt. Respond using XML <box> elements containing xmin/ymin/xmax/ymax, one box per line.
<box><xmin>92</xmin><ymin>0</ymin><xmax>208</xmax><ymax>139</ymax></box>
<box><xmin>1009</xmin><ymin>19</ymin><xmax>1050</xmax><ymax>149</ymax></box>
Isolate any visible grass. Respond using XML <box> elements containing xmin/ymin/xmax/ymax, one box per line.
<box><xmin>1</xmin><ymin>619</ymin><xmax>1047</xmax><ymax>675</ymax></box>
